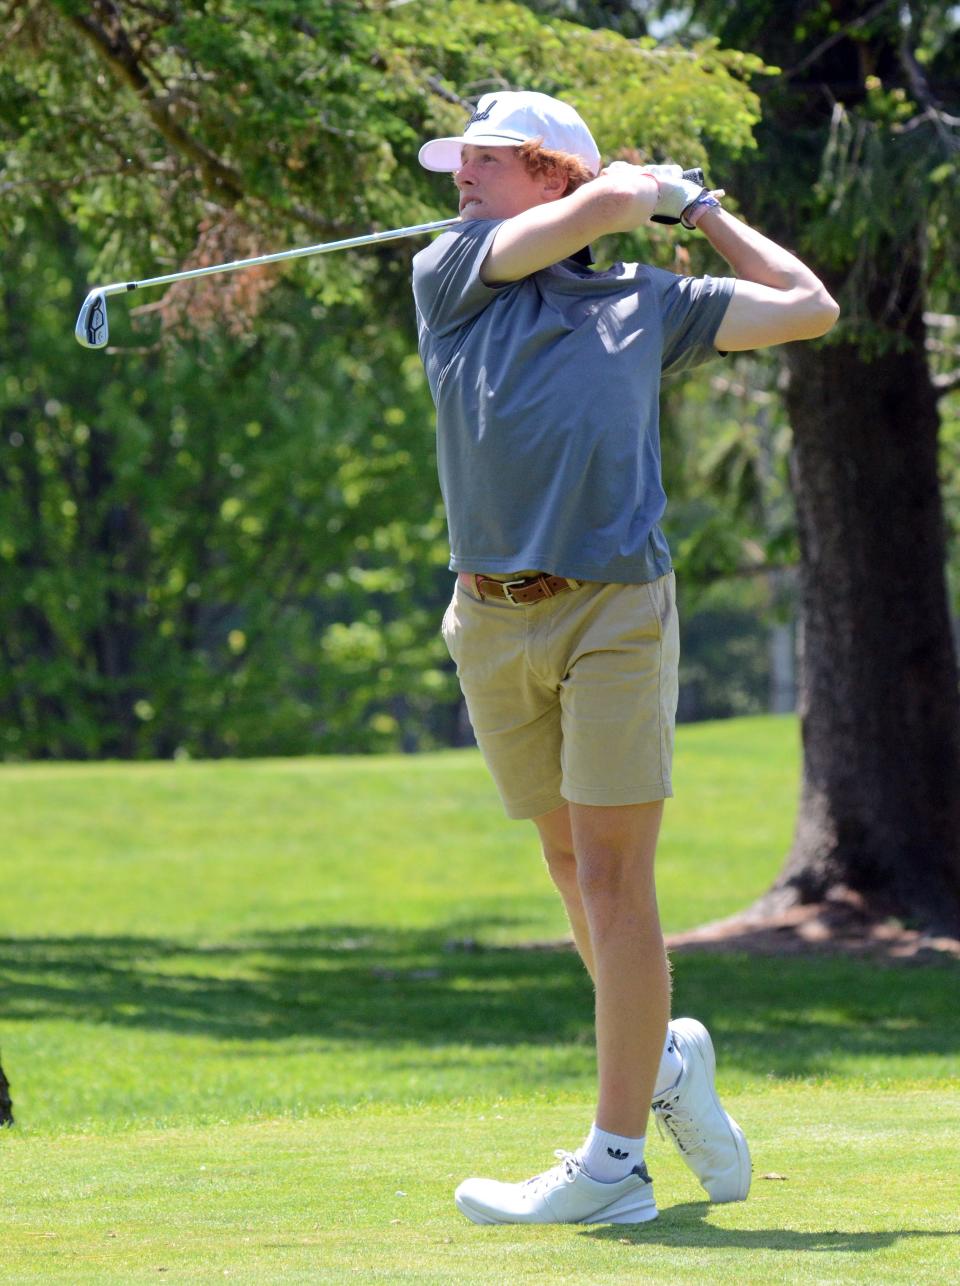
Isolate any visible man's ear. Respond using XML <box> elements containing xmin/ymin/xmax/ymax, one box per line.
<box><xmin>541</xmin><ymin>170</ymin><xmax>569</xmax><ymax>202</ymax></box>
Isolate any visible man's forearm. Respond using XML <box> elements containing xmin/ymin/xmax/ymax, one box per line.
<box><xmin>695</xmin><ymin>206</ymin><xmax>826</xmax><ymax>295</ymax></box>
<box><xmin>482</xmin><ymin>171</ymin><xmax>659</xmax><ymax>285</ymax></box>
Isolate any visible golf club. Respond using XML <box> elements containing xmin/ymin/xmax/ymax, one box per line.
<box><xmin>74</xmin><ymin>217</ymin><xmax>459</xmax><ymax>349</ymax></box>
<box><xmin>74</xmin><ymin>169</ymin><xmax>707</xmax><ymax>350</ymax></box>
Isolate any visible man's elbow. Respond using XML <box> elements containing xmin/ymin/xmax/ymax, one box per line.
<box><xmin>799</xmin><ymin>287</ymin><xmax>840</xmax><ymax>339</ymax></box>
<box><xmin>579</xmin><ymin>179</ymin><xmax>643</xmax><ymax>235</ymax></box>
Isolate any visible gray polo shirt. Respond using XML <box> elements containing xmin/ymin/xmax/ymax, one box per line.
<box><xmin>412</xmin><ymin>219</ymin><xmax>734</xmax><ymax>583</ymax></box>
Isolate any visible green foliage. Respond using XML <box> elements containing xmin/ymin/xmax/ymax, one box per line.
<box><xmin>675</xmin><ymin>578</ymin><xmax>780</xmax><ymax>721</ymax></box>
<box><xmin>0</xmin><ymin>1</ymin><xmax>767</xmax><ymax>758</ymax></box>
<box><xmin>672</xmin><ymin>1</ymin><xmax>960</xmax><ymax>350</ymax></box>
<box><xmin>391</xmin><ymin>3</ymin><xmax>766</xmax><ymax>166</ymax></box>
<box><xmin>941</xmin><ymin>380</ymin><xmax>960</xmax><ymax>615</ymax></box>
<box><xmin>522</xmin><ymin>0</ymin><xmax>651</xmax><ymax>38</ymax></box>
<box><xmin>0</xmin><ymin>209</ymin><xmax>456</xmax><ymax>758</ymax></box>
<box><xmin>664</xmin><ymin>355</ymin><xmax>795</xmax><ymax>584</ymax></box>
<box><xmin>655</xmin><ymin>351</ymin><xmax>801</xmax><ymax>723</ymax></box>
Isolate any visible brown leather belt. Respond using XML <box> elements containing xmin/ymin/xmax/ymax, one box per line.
<box><xmin>458</xmin><ymin>571</ymin><xmax>582</xmax><ymax>606</ymax></box>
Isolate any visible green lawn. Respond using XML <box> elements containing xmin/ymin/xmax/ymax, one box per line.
<box><xmin>2</xmin><ymin>716</ymin><xmax>958</xmax><ymax>1283</ymax></box>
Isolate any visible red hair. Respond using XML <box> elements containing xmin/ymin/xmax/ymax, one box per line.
<box><xmin>516</xmin><ymin>139</ymin><xmax>594</xmax><ymax>195</ymax></box>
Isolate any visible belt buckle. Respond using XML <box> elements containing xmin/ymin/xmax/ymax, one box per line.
<box><xmin>500</xmin><ymin>577</ymin><xmax>530</xmax><ymax>605</ymax></box>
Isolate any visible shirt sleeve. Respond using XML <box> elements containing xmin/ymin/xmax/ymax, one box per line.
<box><xmin>650</xmin><ymin>268</ymin><xmax>737</xmax><ymax>375</ymax></box>
<box><xmin>411</xmin><ymin>220</ymin><xmax>509</xmax><ymax>338</ymax></box>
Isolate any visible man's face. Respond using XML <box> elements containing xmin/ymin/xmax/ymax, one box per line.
<box><xmin>454</xmin><ymin>144</ymin><xmax>556</xmax><ymax>220</ymax></box>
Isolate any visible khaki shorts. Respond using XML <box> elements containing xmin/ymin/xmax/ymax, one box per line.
<box><xmin>441</xmin><ymin>572</ymin><xmax>679</xmax><ymax>819</ymax></box>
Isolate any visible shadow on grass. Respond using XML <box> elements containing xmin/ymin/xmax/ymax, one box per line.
<box><xmin>582</xmin><ymin>1202</ymin><xmax>960</xmax><ymax>1253</ymax></box>
<box><xmin>1</xmin><ymin>926</ymin><xmax>958</xmax><ymax>1074</ymax></box>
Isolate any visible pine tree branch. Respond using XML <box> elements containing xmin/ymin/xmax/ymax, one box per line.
<box><xmin>59</xmin><ymin>3</ymin><xmax>337</xmax><ymax>237</ymax></box>
<box><xmin>65</xmin><ymin>3</ymin><xmax>247</xmax><ymax>204</ymax></box>
<box><xmin>425</xmin><ymin>76</ymin><xmax>474</xmax><ymax>109</ymax></box>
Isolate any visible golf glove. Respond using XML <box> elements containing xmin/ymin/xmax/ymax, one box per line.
<box><xmin>641</xmin><ymin>163</ymin><xmax>708</xmax><ymax>225</ymax></box>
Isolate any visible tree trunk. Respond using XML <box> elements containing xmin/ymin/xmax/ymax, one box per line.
<box><xmin>762</xmin><ymin>266</ymin><xmax>960</xmax><ymax>934</ymax></box>
<box><xmin>0</xmin><ymin>1056</ymin><xmax>12</xmax><ymax>1127</ymax></box>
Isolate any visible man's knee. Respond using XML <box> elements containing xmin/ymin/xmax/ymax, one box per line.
<box><xmin>575</xmin><ymin>849</ymin><xmax>634</xmax><ymax>904</ymax></box>
<box><xmin>571</xmin><ymin>802</ymin><xmax>663</xmax><ymax>909</ymax></box>
<box><xmin>533</xmin><ymin>806</ymin><xmax>579</xmax><ymax>894</ymax></box>
<box><xmin>543</xmin><ymin>843</ymin><xmax>579</xmax><ymax>896</ymax></box>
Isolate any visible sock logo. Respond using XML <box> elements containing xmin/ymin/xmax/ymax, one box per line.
<box><xmin>607</xmin><ymin>1147</ymin><xmax>630</xmax><ymax>1160</ymax></box>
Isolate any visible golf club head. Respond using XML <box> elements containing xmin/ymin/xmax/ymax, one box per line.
<box><xmin>75</xmin><ymin>291</ymin><xmax>108</xmax><ymax>348</ymax></box>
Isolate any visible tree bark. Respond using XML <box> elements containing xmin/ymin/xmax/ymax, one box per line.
<box><xmin>762</xmin><ymin>258</ymin><xmax>960</xmax><ymax>933</ymax></box>
<box><xmin>0</xmin><ymin>1056</ymin><xmax>12</xmax><ymax>1127</ymax></box>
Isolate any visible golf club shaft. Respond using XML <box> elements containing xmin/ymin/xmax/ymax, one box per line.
<box><xmin>74</xmin><ymin>216</ymin><xmax>460</xmax><ymax>348</ymax></box>
<box><xmin>94</xmin><ymin>217</ymin><xmax>462</xmax><ymax>300</ymax></box>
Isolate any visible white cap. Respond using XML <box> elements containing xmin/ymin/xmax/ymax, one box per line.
<box><xmin>418</xmin><ymin>91</ymin><xmax>601</xmax><ymax>176</ymax></box>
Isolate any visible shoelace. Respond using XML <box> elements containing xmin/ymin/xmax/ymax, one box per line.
<box><xmin>523</xmin><ymin>1150</ymin><xmax>580</xmax><ymax>1196</ymax></box>
<box><xmin>653</xmin><ymin>1093</ymin><xmax>707</xmax><ymax>1152</ymax></box>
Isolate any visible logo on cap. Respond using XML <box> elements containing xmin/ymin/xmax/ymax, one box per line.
<box><xmin>466</xmin><ymin>100</ymin><xmax>497</xmax><ymax>127</ymax></box>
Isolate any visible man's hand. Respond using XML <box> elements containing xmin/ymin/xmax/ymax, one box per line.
<box><xmin>638</xmin><ymin>163</ymin><xmax>707</xmax><ymax>225</ymax></box>
<box><xmin>602</xmin><ymin>162</ymin><xmax>713</xmax><ymax>225</ymax></box>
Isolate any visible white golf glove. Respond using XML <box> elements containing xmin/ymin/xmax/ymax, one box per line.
<box><xmin>602</xmin><ymin>161</ymin><xmax>720</xmax><ymax>226</ymax></box>
<box><xmin>640</xmin><ymin>163</ymin><xmax>707</xmax><ymax>224</ymax></box>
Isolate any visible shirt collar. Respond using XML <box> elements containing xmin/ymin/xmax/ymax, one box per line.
<box><xmin>567</xmin><ymin>244</ymin><xmax>595</xmax><ymax>268</ymax></box>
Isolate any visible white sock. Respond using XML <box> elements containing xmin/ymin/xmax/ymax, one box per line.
<box><xmin>653</xmin><ymin>1027</ymin><xmax>683</xmax><ymax>1098</ymax></box>
<box><xmin>579</xmin><ymin>1122</ymin><xmax>645</xmax><ymax>1183</ymax></box>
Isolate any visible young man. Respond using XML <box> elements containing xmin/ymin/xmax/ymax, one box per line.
<box><xmin>412</xmin><ymin>91</ymin><xmax>838</xmax><ymax>1226</ymax></box>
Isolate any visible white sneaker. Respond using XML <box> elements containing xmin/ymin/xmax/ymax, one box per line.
<box><xmin>652</xmin><ymin>1017</ymin><xmax>751</xmax><ymax>1202</ymax></box>
<box><xmin>454</xmin><ymin>1150</ymin><xmax>658</xmax><ymax>1225</ymax></box>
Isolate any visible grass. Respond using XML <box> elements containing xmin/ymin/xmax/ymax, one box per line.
<box><xmin>2</xmin><ymin>715</ymin><xmax>958</xmax><ymax>1283</ymax></box>
<box><xmin>5</xmin><ymin>1098</ymin><xmax>960</xmax><ymax>1284</ymax></box>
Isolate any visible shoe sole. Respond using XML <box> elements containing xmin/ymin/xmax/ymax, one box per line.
<box><xmin>454</xmin><ymin>1189</ymin><xmax>659</xmax><ymax>1226</ymax></box>
<box><xmin>670</xmin><ymin>1017</ymin><xmax>751</xmax><ymax>1202</ymax></box>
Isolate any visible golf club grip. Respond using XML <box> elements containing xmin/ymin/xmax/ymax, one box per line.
<box><xmin>647</xmin><ymin>167</ymin><xmax>708</xmax><ymax>226</ymax></box>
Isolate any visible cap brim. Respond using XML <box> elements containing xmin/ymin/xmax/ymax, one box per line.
<box><xmin>418</xmin><ymin>133</ymin><xmax>526</xmax><ymax>172</ymax></box>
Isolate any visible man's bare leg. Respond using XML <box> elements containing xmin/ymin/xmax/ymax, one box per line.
<box><xmin>533</xmin><ymin>803</ymin><xmax>596</xmax><ymax>978</ymax></box>
<box><xmin>568</xmin><ymin>801</ymin><xmax>669</xmax><ymax>1139</ymax></box>
<box><xmin>535</xmin><ymin>801</ymin><xmax>676</xmax><ymax>1122</ymax></box>
<box><xmin>532</xmin><ymin>800</ymin><xmax>749</xmax><ymax>1203</ymax></box>
<box><xmin>455</xmin><ymin>795</ymin><xmax>747</xmax><ymax>1222</ymax></box>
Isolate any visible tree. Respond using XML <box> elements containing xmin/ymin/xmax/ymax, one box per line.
<box><xmin>0</xmin><ymin>207</ymin><xmax>460</xmax><ymax>757</ymax></box>
<box><xmin>662</xmin><ymin>0</ymin><xmax>960</xmax><ymax>939</ymax></box>
<box><xmin>0</xmin><ymin>1</ymin><xmax>764</xmax><ymax>756</ymax></box>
